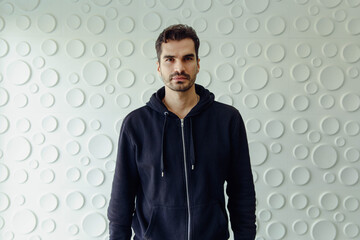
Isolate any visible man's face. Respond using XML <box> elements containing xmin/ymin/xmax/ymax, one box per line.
<box><xmin>157</xmin><ymin>38</ymin><xmax>200</xmax><ymax>92</ymax></box>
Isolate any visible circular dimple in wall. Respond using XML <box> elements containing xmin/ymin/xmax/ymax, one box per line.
<box><xmin>216</xmin><ymin>63</ymin><xmax>234</xmax><ymax>82</ymax></box>
<box><xmin>266</xmin><ymin>16</ymin><xmax>286</xmax><ymax>35</ymax></box>
<box><xmin>66</xmin><ymin>39</ymin><xmax>85</xmax><ymax>58</ymax></box>
<box><xmin>291</xmin><ymin>118</ymin><xmax>309</xmax><ymax>134</ymax></box>
<box><xmin>267</xmin><ymin>193</ymin><xmax>285</xmax><ymax>209</ymax></box>
<box><xmin>311</xmin><ymin>220</ymin><xmax>337</xmax><ymax>240</ymax></box>
<box><xmin>41</xmin><ymin>68</ymin><xmax>59</xmax><ymax>87</ymax></box>
<box><xmin>0</xmin><ymin>193</ymin><xmax>10</xmax><ymax>212</ymax></box>
<box><xmin>315</xmin><ymin>17</ymin><xmax>335</xmax><ymax>36</ymax></box>
<box><xmin>266</xmin><ymin>44</ymin><xmax>285</xmax><ymax>63</ymax></box>
<box><xmin>7</xmin><ymin>60</ymin><xmax>31</xmax><ymax>85</ymax></box>
<box><xmin>88</xmin><ymin>134</ymin><xmax>113</xmax><ymax>159</ymax></box>
<box><xmin>12</xmin><ymin>209</ymin><xmax>37</xmax><ymax>234</ymax></box>
<box><xmin>341</xmin><ymin>43</ymin><xmax>360</xmax><ymax>63</ymax></box>
<box><xmin>249</xmin><ymin>141</ymin><xmax>268</xmax><ymax>166</ymax></box>
<box><xmin>67</xmin><ymin>118</ymin><xmax>86</xmax><ymax>137</ymax></box>
<box><xmin>87</xmin><ymin>15</ymin><xmax>105</xmax><ymax>34</ymax></box>
<box><xmin>16</xmin><ymin>41</ymin><xmax>31</xmax><ymax>56</ymax></box>
<box><xmin>258</xmin><ymin>209</ymin><xmax>272</xmax><ymax>222</ymax></box>
<box><xmin>345</xmin><ymin>147</ymin><xmax>360</xmax><ymax>163</ymax></box>
<box><xmin>294</xmin><ymin>16</ymin><xmax>310</xmax><ymax>32</ymax></box>
<box><xmin>143</xmin><ymin>12</ymin><xmax>162</xmax><ymax>32</ymax></box>
<box><xmin>244</xmin><ymin>17</ymin><xmax>260</xmax><ymax>33</ymax></box>
<box><xmin>290</xmin><ymin>166</ymin><xmax>311</xmax><ymax>185</ymax></box>
<box><xmin>340</xmin><ymin>92</ymin><xmax>360</xmax><ymax>112</ymax></box>
<box><xmin>41</xmin><ymin>145</ymin><xmax>59</xmax><ymax>163</ymax></box>
<box><xmin>89</xmin><ymin>94</ymin><xmax>104</xmax><ymax>109</ymax></box>
<box><xmin>118</xmin><ymin>16</ymin><xmax>135</xmax><ymax>33</ymax></box>
<box><xmin>66</xmin><ymin>88</ymin><xmax>85</xmax><ymax>108</ymax></box>
<box><xmin>92</xmin><ymin>194</ymin><xmax>107</xmax><ymax>209</ymax></box>
<box><xmin>264</xmin><ymin>120</ymin><xmax>284</xmax><ymax>139</ymax></box>
<box><xmin>244</xmin><ymin>0</ymin><xmax>269</xmax><ymax>14</ymax></box>
<box><xmin>344</xmin><ymin>223</ymin><xmax>360</xmax><ymax>238</ymax></box>
<box><xmin>118</xmin><ymin>40</ymin><xmax>134</xmax><ymax>57</ymax></box>
<box><xmin>322</xmin><ymin>42</ymin><xmax>338</xmax><ymax>58</ymax></box>
<box><xmin>216</xmin><ymin>18</ymin><xmax>234</xmax><ymax>35</ymax></box>
<box><xmin>66</xmin><ymin>140</ymin><xmax>81</xmax><ymax>155</ymax></box>
<box><xmin>293</xmin><ymin>220</ymin><xmax>308</xmax><ymax>235</ymax></box>
<box><xmin>264</xmin><ymin>92</ymin><xmax>285</xmax><ymax>112</ymax></box>
<box><xmin>7</xmin><ymin>137</ymin><xmax>31</xmax><ymax>161</ymax></box>
<box><xmin>243</xmin><ymin>66</ymin><xmax>268</xmax><ymax>90</ymax></box>
<box><xmin>290</xmin><ymin>193</ymin><xmax>308</xmax><ymax>210</ymax></box>
<box><xmin>40</xmin><ymin>169</ymin><xmax>55</xmax><ymax>184</ymax></box>
<box><xmin>66</xmin><ymin>191</ymin><xmax>85</xmax><ymax>210</ymax></box>
<box><xmin>319</xmin><ymin>192</ymin><xmax>339</xmax><ymax>211</ymax></box>
<box><xmin>116</xmin><ymin>94</ymin><xmax>131</xmax><ymax>108</ymax></box>
<box><xmin>37</xmin><ymin>14</ymin><xmax>57</xmax><ymax>33</ymax></box>
<box><xmin>86</xmin><ymin>168</ymin><xmax>105</xmax><ymax>187</ymax></box>
<box><xmin>196</xmin><ymin>71</ymin><xmax>211</xmax><ymax>87</ymax></box>
<box><xmin>291</xmin><ymin>63</ymin><xmax>310</xmax><ymax>82</ymax></box>
<box><xmin>82</xmin><ymin>212</ymin><xmax>107</xmax><ymax>237</ymax></box>
<box><xmin>319</xmin><ymin>66</ymin><xmax>345</xmax><ymax>91</ymax></box>
<box><xmin>339</xmin><ymin>167</ymin><xmax>359</xmax><ymax>186</ymax></box>
<box><xmin>343</xmin><ymin>196</ymin><xmax>359</xmax><ymax>212</ymax></box>
<box><xmin>117</xmin><ymin>69</ymin><xmax>135</xmax><ymax>88</ymax></box>
<box><xmin>246</xmin><ymin>42</ymin><xmax>262</xmax><ymax>57</ymax></box>
<box><xmin>246</xmin><ymin>118</ymin><xmax>261</xmax><ymax>133</ymax></box>
<box><xmin>83</xmin><ymin>61</ymin><xmax>107</xmax><ymax>86</ymax></box>
<box><xmin>320</xmin><ymin>116</ymin><xmax>340</xmax><ymax>135</ymax></box>
<box><xmin>40</xmin><ymin>93</ymin><xmax>55</xmax><ymax>108</ymax></box>
<box><xmin>142</xmin><ymin>39</ymin><xmax>156</xmax><ymax>59</ymax></box>
<box><xmin>66</xmin><ymin>167</ymin><xmax>81</xmax><ymax>182</ymax></box>
<box><xmin>266</xmin><ymin>221</ymin><xmax>286</xmax><ymax>240</ymax></box>
<box><xmin>39</xmin><ymin>193</ymin><xmax>58</xmax><ymax>212</ymax></box>
<box><xmin>292</xmin><ymin>95</ymin><xmax>310</xmax><ymax>111</ymax></box>
<box><xmin>0</xmin><ymin>115</ymin><xmax>9</xmax><ymax>133</ymax></box>
<box><xmin>41</xmin><ymin>218</ymin><xmax>56</xmax><ymax>233</ymax></box>
<box><xmin>319</xmin><ymin>94</ymin><xmax>335</xmax><ymax>109</ymax></box>
<box><xmin>346</xmin><ymin>18</ymin><xmax>360</xmax><ymax>35</ymax></box>
<box><xmin>41</xmin><ymin>39</ymin><xmax>58</xmax><ymax>56</ymax></box>
<box><xmin>0</xmin><ymin>163</ymin><xmax>9</xmax><ymax>183</ymax></box>
<box><xmin>264</xmin><ymin>168</ymin><xmax>284</xmax><ymax>187</ymax></box>
<box><xmin>312</xmin><ymin>144</ymin><xmax>337</xmax><ymax>169</ymax></box>
<box><xmin>220</xmin><ymin>42</ymin><xmax>235</xmax><ymax>58</ymax></box>
<box><xmin>42</xmin><ymin>115</ymin><xmax>58</xmax><ymax>132</ymax></box>
<box><xmin>67</xmin><ymin>14</ymin><xmax>81</xmax><ymax>30</ymax></box>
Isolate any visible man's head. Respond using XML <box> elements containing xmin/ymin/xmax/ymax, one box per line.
<box><xmin>155</xmin><ymin>24</ymin><xmax>200</xmax><ymax>62</ymax></box>
<box><xmin>155</xmin><ymin>24</ymin><xmax>200</xmax><ymax>93</ymax></box>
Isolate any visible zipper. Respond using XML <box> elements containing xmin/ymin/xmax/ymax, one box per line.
<box><xmin>181</xmin><ymin>119</ymin><xmax>191</xmax><ymax>240</ymax></box>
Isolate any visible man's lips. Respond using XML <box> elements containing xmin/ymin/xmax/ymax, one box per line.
<box><xmin>172</xmin><ymin>76</ymin><xmax>188</xmax><ymax>80</ymax></box>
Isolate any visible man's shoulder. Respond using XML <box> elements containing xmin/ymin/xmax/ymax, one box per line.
<box><xmin>211</xmin><ymin>101</ymin><xmax>240</xmax><ymax>116</ymax></box>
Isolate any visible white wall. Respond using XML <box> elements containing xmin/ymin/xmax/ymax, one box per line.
<box><xmin>0</xmin><ymin>0</ymin><xmax>359</xmax><ymax>239</ymax></box>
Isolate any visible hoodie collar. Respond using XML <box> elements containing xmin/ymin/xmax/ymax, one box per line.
<box><xmin>146</xmin><ymin>84</ymin><xmax>214</xmax><ymax>177</ymax></box>
<box><xmin>146</xmin><ymin>84</ymin><xmax>215</xmax><ymax>117</ymax></box>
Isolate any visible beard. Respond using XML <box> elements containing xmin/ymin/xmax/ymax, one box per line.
<box><xmin>162</xmin><ymin>71</ymin><xmax>196</xmax><ymax>92</ymax></box>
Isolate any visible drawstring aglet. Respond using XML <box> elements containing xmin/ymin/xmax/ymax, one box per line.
<box><xmin>161</xmin><ymin>171</ymin><xmax>164</xmax><ymax>177</ymax></box>
<box><xmin>191</xmin><ymin>165</ymin><xmax>194</xmax><ymax>170</ymax></box>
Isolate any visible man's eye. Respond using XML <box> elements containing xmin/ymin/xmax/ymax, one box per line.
<box><xmin>184</xmin><ymin>57</ymin><xmax>193</xmax><ymax>61</ymax></box>
<box><xmin>165</xmin><ymin>58</ymin><xmax>174</xmax><ymax>62</ymax></box>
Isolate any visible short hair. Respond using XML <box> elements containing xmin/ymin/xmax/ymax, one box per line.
<box><xmin>155</xmin><ymin>24</ymin><xmax>200</xmax><ymax>62</ymax></box>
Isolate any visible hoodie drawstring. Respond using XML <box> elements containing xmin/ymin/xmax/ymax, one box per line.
<box><xmin>161</xmin><ymin>112</ymin><xmax>168</xmax><ymax>177</ymax></box>
<box><xmin>189</xmin><ymin>118</ymin><xmax>196</xmax><ymax>171</ymax></box>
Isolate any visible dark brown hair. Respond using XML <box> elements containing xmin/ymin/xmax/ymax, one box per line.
<box><xmin>155</xmin><ymin>24</ymin><xmax>200</xmax><ymax>61</ymax></box>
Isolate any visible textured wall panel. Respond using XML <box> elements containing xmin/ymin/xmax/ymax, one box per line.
<box><xmin>0</xmin><ymin>0</ymin><xmax>359</xmax><ymax>239</ymax></box>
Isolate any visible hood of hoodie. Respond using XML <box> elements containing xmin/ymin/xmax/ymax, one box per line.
<box><xmin>146</xmin><ymin>84</ymin><xmax>215</xmax><ymax>118</ymax></box>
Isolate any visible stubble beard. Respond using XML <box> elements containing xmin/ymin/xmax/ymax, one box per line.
<box><xmin>163</xmin><ymin>71</ymin><xmax>196</xmax><ymax>92</ymax></box>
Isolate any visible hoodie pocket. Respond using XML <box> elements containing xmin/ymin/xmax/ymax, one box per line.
<box><xmin>192</xmin><ymin>203</ymin><xmax>229</xmax><ymax>240</ymax></box>
<box><xmin>143</xmin><ymin>206</ymin><xmax>187</xmax><ymax>240</ymax></box>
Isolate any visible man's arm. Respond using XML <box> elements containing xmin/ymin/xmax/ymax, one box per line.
<box><xmin>226</xmin><ymin>111</ymin><xmax>256</xmax><ymax>240</ymax></box>
<box><xmin>108</xmin><ymin>123</ymin><xmax>139</xmax><ymax>240</ymax></box>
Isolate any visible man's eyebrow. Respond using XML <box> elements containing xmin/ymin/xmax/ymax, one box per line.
<box><xmin>163</xmin><ymin>55</ymin><xmax>175</xmax><ymax>59</ymax></box>
<box><xmin>183</xmin><ymin>54</ymin><xmax>195</xmax><ymax>58</ymax></box>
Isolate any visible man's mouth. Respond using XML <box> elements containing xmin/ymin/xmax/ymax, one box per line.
<box><xmin>170</xmin><ymin>73</ymin><xmax>190</xmax><ymax>81</ymax></box>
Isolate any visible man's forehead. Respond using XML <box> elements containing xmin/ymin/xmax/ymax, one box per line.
<box><xmin>160</xmin><ymin>39</ymin><xmax>196</xmax><ymax>56</ymax></box>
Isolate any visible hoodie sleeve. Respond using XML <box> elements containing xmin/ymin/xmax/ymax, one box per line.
<box><xmin>226</xmin><ymin>111</ymin><xmax>256</xmax><ymax>240</ymax></box>
<box><xmin>108</xmin><ymin>122</ymin><xmax>139</xmax><ymax>240</ymax></box>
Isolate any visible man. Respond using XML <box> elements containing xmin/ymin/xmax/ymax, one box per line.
<box><xmin>108</xmin><ymin>24</ymin><xmax>256</xmax><ymax>240</ymax></box>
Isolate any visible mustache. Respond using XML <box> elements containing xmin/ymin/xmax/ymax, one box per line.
<box><xmin>170</xmin><ymin>72</ymin><xmax>190</xmax><ymax>80</ymax></box>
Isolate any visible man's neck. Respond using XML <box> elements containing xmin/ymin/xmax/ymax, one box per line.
<box><xmin>163</xmin><ymin>85</ymin><xmax>199</xmax><ymax>119</ymax></box>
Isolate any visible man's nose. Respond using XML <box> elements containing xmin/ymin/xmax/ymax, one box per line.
<box><xmin>174</xmin><ymin>60</ymin><xmax>185</xmax><ymax>72</ymax></box>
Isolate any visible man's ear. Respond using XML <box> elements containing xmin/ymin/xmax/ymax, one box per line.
<box><xmin>197</xmin><ymin>58</ymin><xmax>200</xmax><ymax>73</ymax></box>
<box><xmin>156</xmin><ymin>61</ymin><xmax>161</xmax><ymax>76</ymax></box>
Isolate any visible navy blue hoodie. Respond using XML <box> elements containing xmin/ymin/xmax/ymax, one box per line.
<box><xmin>108</xmin><ymin>84</ymin><xmax>256</xmax><ymax>240</ymax></box>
